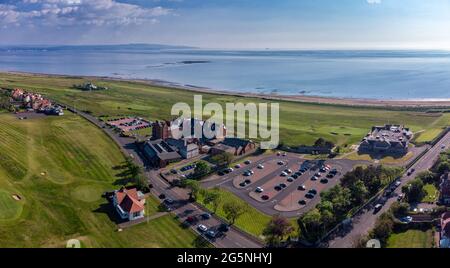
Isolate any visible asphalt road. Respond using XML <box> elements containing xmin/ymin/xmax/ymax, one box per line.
<box><xmin>66</xmin><ymin>106</ymin><xmax>262</xmax><ymax>248</ymax></box>
<box><xmin>328</xmin><ymin>130</ymin><xmax>450</xmax><ymax>248</ymax></box>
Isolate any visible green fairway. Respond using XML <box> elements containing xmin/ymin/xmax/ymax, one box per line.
<box><xmin>1</xmin><ymin>73</ymin><xmax>449</xmax><ymax>147</ymax></box>
<box><xmin>0</xmin><ymin>112</ymin><xmax>205</xmax><ymax>248</ymax></box>
<box><xmin>0</xmin><ymin>190</ymin><xmax>23</xmax><ymax>220</ymax></box>
<box><xmin>387</xmin><ymin>229</ymin><xmax>434</xmax><ymax>248</ymax></box>
<box><xmin>198</xmin><ymin>188</ymin><xmax>297</xmax><ymax>239</ymax></box>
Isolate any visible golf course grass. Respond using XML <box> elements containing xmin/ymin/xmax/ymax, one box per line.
<box><xmin>198</xmin><ymin>188</ymin><xmax>298</xmax><ymax>239</ymax></box>
<box><xmin>0</xmin><ymin>112</ymin><xmax>205</xmax><ymax>248</ymax></box>
<box><xmin>387</xmin><ymin>229</ymin><xmax>435</xmax><ymax>248</ymax></box>
<box><xmin>0</xmin><ymin>190</ymin><xmax>23</xmax><ymax>220</ymax></box>
<box><xmin>1</xmin><ymin>72</ymin><xmax>449</xmax><ymax>148</ymax></box>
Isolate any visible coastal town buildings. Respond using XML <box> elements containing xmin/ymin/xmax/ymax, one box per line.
<box><xmin>10</xmin><ymin>88</ymin><xmax>64</xmax><ymax>115</ymax></box>
<box><xmin>143</xmin><ymin>139</ymin><xmax>182</xmax><ymax>168</ymax></box>
<box><xmin>359</xmin><ymin>124</ymin><xmax>413</xmax><ymax>155</ymax></box>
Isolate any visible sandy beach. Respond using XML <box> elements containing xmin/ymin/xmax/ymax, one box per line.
<box><xmin>4</xmin><ymin>71</ymin><xmax>450</xmax><ymax>108</ymax></box>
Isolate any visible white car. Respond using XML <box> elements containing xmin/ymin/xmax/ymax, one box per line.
<box><xmin>394</xmin><ymin>180</ymin><xmax>402</xmax><ymax>187</ymax></box>
<box><xmin>401</xmin><ymin>216</ymin><xmax>413</xmax><ymax>224</ymax></box>
<box><xmin>257</xmin><ymin>164</ymin><xmax>265</xmax><ymax>169</ymax></box>
<box><xmin>255</xmin><ymin>187</ymin><xmax>264</xmax><ymax>193</ymax></box>
<box><xmin>197</xmin><ymin>224</ymin><xmax>208</xmax><ymax>232</ymax></box>
<box><xmin>277</xmin><ymin>161</ymin><xmax>285</xmax><ymax>165</ymax></box>
<box><xmin>280</xmin><ymin>172</ymin><xmax>288</xmax><ymax>177</ymax></box>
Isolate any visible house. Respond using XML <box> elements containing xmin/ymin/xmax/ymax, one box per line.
<box><xmin>113</xmin><ymin>188</ymin><xmax>146</xmax><ymax>221</ymax></box>
<box><xmin>143</xmin><ymin>139</ymin><xmax>182</xmax><ymax>168</ymax></box>
<box><xmin>152</xmin><ymin>120</ymin><xmax>173</xmax><ymax>140</ymax></box>
<box><xmin>359</xmin><ymin>124</ymin><xmax>412</xmax><ymax>155</ymax></box>
<box><xmin>440</xmin><ymin>212</ymin><xmax>450</xmax><ymax>248</ymax></box>
<box><xmin>166</xmin><ymin>138</ymin><xmax>199</xmax><ymax>159</ymax></box>
<box><xmin>440</xmin><ymin>173</ymin><xmax>450</xmax><ymax>205</ymax></box>
<box><xmin>152</xmin><ymin>117</ymin><xmax>226</xmax><ymax>141</ymax></box>
<box><xmin>210</xmin><ymin>138</ymin><xmax>256</xmax><ymax>156</ymax></box>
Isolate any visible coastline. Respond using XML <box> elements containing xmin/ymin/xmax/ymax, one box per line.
<box><xmin>3</xmin><ymin>70</ymin><xmax>450</xmax><ymax>108</ymax></box>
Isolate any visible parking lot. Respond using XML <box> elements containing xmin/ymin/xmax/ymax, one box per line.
<box><xmin>203</xmin><ymin>152</ymin><xmax>366</xmax><ymax>217</ymax></box>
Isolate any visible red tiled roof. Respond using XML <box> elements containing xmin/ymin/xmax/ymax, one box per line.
<box><xmin>115</xmin><ymin>188</ymin><xmax>144</xmax><ymax>213</ymax></box>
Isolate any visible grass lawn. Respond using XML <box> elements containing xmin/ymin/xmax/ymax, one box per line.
<box><xmin>198</xmin><ymin>188</ymin><xmax>298</xmax><ymax>239</ymax></box>
<box><xmin>422</xmin><ymin>184</ymin><xmax>439</xmax><ymax>203</ymax></box>
<box><xmin>0</xmin><ymin>112</ymin><xmax>205</xmax><ymax>248</ymax></box>
<box><xmin>343</xmin><ymin>151</ymin><xmax>414</xmax><ymax>165</ymax></box>
<box><xmin>387</xmin><ymin>229</ymin><xmax>434</xmax><ymax>248</ymax></box>
<box><xmin>1</xmin><ymin>72</ymin><xmax>449</xmax><ymax>147</ymax></box>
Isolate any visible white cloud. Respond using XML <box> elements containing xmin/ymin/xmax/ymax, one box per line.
<box><xmin>0</xmin><ymin>0</ymin><xmax>171</xmax><ymax>27</ymax></box>
<box><xmin>367</xmin><ymin>0</ymin><xmax>382</xmax><ymax>4</ymax></box>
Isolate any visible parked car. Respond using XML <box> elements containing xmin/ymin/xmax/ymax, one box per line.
<box><xmin>311</xmin><ymin>176</ymin><xmax>319</xmax><ymax>181</ymax></box>
<box><xmin>261</xmin><ymin>195</ymin><xmax>270</xmax><ymax>200</ymax></box>
<box><xmin>235</xmin><ymin>164</ymin><xmax>242</xmax><ymax>169</ymax></box>
<box><xmin>197</xmin><ymin>224</ymin><xmax>208</xmax><ymax>232</ymax></box>
<box><xmin>274</xmin><ymin>186</ymin><xmax>282</xmax><ymax>191</ymax></box>
<box><xmin>373</xmin><ymin>204</ymin><xmax>383</xmax><ymax>214</ymax></box>
<box><xmin>394</xmin><ymin>180</ymin><xmax>402</xmax><ymax>187</ymax></box>
<box><xmin>285</xmin><ymin>169</ymin><xmax>293</xmax><ymax>174</ymax></box>
<box><xmin>282</xmin><ymin>152</ymin><xmax>287</xmax><ymax>157</ymax></box>
<box><xmin>277</xmin><ymin>161</ymin><xmax>285</xmax><ymax>165</ymax></box>
<box><xmin>320</xmin><ymin>178</ymin><xmax>329</xmax><ymax>184</ymax></box>
<box><xmin>397</xmin><ymin>193</ymin><xmax>405</xmax><ymax>201</ymax></box>
<box><xmin>239</xmin><ymin>182</ymin><xmax>246</xmax><ymax>187</ymax></box>
<box><xmin>186</xmin><ymin>216</ymin><xmax>199</xmax><ymax>224</ymax></box>
<box><xmin>327</xmin><ymin>173</ymin><xmax>335</xmax><ymax>179</ymax></box>
<box><xmin>400</xmin><ymin>216</ymin><xmax>413</xmax><ymax>224</ymax></box>
<box><xmin>280</xmin><ymin>172</ymin><xmax>288</xmax><ymax>177</ymax></box>
<box><xmin>287</xmin><ymin>177</ymin><xmax>294</xmax><ymax>182</ymax></box>
<box><xmin>330</xmin><ymin>169</ymin><xmax>338</xmax><ymax>175</ymax></box>
<box><xmin>298</xmin><ymin>185</ymin><xmax>307</xmax><ymax>191</ymax></box>
<box><xmin>201</xmin><ymin>213</ymin><xmax>211</xmax><ymax>220</ymax></box>
<box><xmin>257</xmin><ymin>164</ymin><xmax>265</xmax><ymax>169</ymax></box>
<box><xmin>280</xmin><ymin>183</ymin><xmax>287</xmax><ymax>189</ymax></box>
<box><xmin>218</xmin><ymin>224</ymin><xmax>230</xmax><ymax>232</ymax></box>
<box><xmin>308</xmin><ymin>189</ymin><xmax>318</xmax><ymax>195</ymax></box>
<box><xmin>298</xmin><ymin>200</ymin><xmax>307</xmax><ymax>205</ymax></box>
<box><xmin>244</xmin><ymin>179</ymin><xmax>251</xmax><ymax>185</ymax></box>
<box><xmin>255</xmin><ymin>187</ymin><xmax>264</xmax><ymax>193</ymax></box>
<box><xmin>305</xmin><ymin>193</ymin><xmax>315</xmax><ymax>199</ymax></box>
<box><xmin>277</xmin><ymin>152</ymin><xmax>281</xmax><ymax>156</ymax></box>
<box><xmin>165</xmin><ymin>198</ymin><xmax>174</xmax><ymax>204</ymax></box>
<box><xmin>244</xmin><ymin>160</ymin><xmax>252</xmax><ymax>165</ymax></box>
<box><xmin>170</xmin><ymin>169</ymin><xmax>178</xmax><ymax>174</ymax></box>
<box><xmin>206</xmin><ymin>230</ymin><xmax>217</xmax><ymax>238</ymax></box>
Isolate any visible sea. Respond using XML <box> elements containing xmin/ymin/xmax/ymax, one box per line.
<box><xmin>1</xmin><ymin>45</ymin><xmax>450</xmax><ymax>100</ymax></box>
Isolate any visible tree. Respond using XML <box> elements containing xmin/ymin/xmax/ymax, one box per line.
<box><xmin>134</xmin><ymin>173</ymin><xmax>149</xmax><ymax>192</ymax></box>
<box><xmin>263</xmin><ymin>215</ymin><xmax>294</xmax><ymax>247</ymax></box>
<box><xmin>203</xmin><ymin>189</ymin><xmax>222</xmax><ymax>214</ymax></box>
<box><xmin>350</xmin><ymin>180</ymin><xmax>369</xmax><ymax>205</ymax></box>
<box><xmin>417</xmin><ymin>171</ymin><xmax>436</xmax><ymax>184</ymax></box>
<box><xmin>437</xmin><ymin>161</ymin><xmax>450</xmax><ymax>174</ymax></box>
<box><xmin>402</xmin><ymin>178</ymin><xmax>425</xmax><ymax>203</ymax></box>
<box><xmin>314</xmin><ymin>138</ymin><xmax>335</xmax><ymax>149</ymax></box>
<box><xmin>391</xmin><ymin>202</ymin><xmax>409</xmax><ymax>218</ymax></box>
<box><xmin>371</xmin><ymin>213</ymin><xmax>394</xmax><ymax>245</ymax></box>
<box><xmin>183</xmin><ymin>179</ymin><xmax>202</xmax><ymax>201</ymax></box>
<box><xmin>194</xmin><ymin>161</ymin><xmax>211</xmax><ymax>178</ymax></box>
<box><xmin>222</xmin><ymin>200</ymin><xmax>249</xmax><ymax>225</ymax></box>
<box><xmin>298</xmin><ymin>208</ymin><xmax>325</xmax><ymax>243</ymax></box>
<box><xmin>320</xmin><ymin>185</ymin><xmax>352</xmax><ymax>220</ymax></box>
<box><xmin>210</xmin><ymin>152</ymin><xmax>234</xmax><ymax>166</ymax></box>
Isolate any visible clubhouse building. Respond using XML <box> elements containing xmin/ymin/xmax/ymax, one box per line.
<box><xmin>359</xmin><ymin>124</ymin><xmax>413</xmax><ymax>155</ymax></box>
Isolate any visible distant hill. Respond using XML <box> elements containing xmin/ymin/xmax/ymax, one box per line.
<box><xmin>0</xmin><ymin>43</ymin><xmax>197</xmax><ymax>52</ymax></box>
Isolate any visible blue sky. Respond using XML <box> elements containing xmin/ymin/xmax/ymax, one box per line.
<box><xmin>0</xmin><ymin>0</ymin><xmax>450</xmax><ymax>49</ymax></box>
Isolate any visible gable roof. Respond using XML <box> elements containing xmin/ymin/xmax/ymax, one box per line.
<box><xmin>115</xmin><ymin>188</ymin><xmax>144</xmax><ymax>213</ymax></box>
